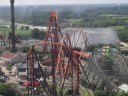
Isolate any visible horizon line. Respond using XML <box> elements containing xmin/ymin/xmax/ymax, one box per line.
<box><xmin>0</xmin><ymin>3</ymin><xmax>128</xmax><ymax>6</ymax></box>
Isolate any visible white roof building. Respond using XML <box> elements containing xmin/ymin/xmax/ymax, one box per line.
<box><xmin>119</xmin><ymin>84</ymin><xmax>128</xmax><ymax>93</ymax></box>
<box><xmin>29</xmin><ymin>26</ymin><xmax>47</xmax><ymax>31</ymax></box>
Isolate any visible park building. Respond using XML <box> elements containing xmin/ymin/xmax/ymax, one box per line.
<box><xmin>0</xmin><ymin>51</ymin><xmax>26</xmax><ymax>66</ymax></box>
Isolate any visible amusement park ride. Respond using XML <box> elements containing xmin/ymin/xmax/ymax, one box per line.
<box><xmin>26</xmin><ymin>10</ymin><xmax>128</xmax><ymax>96</ymax></box>
<box><xmin>0</xmin><ymin>1</ymin><xmax>127</xmax><ymax>95</ymax></box>
<box><xmin>1</xmin><ymin>1</ymin><xmax>128</xmax><ymax>95</ymax></box>
<box><xmin>27</xmin><ymin>11</ymin><xmax>92</xmax><ymax>96</ymax></box>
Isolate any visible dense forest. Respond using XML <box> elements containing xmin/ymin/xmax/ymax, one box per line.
<box><xmin>0</xmin><ymin>4</ymin><xmax>128</xmax><ymax>42</ymax></box>
<box><xmin>0</xmin><ymin>4</ymin><xmax>128</xmax><ymax>27</ymax></box>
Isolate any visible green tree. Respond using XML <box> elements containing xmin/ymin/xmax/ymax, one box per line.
<box><xmin>29</xmin><ymin>11</ymin><xmax>49</xmax><ymax>26</ymax></box>
<box><xmin>6</xmin><ymin>64</ymin><xmax>13</xmax><ymax>71</ymax></box>
<box><xmin>95</xmin><ymin>89</ymin><xmax>108</xmax><ymax>96</ymax></box>
<box><xmin>117</xmin><ymin>91</ymin><xmax>128</xmax><ymax>96</ymax></box>
<box><xmin>0</xmin><ymin>83</ymin><xmax>17</xmax><ymax>96</ymax></box>
<box><xmin>21</xmin><ymin>46</ymin><xmax>30</xmax><ymax>53</ymax></box>
<box><xmin>21</xmin><ymin>26</ymin><xmax>29</xmax><ymax>30</ymax></box>
<box><xmin>81</xmin><ymin>79</ymin><xmax>88</xmax><ymax>88</ymax></box>
<box><xmin>31</xmin><ymin>29</ymin><xmax>45</xmax><ymax>40</ymax></box>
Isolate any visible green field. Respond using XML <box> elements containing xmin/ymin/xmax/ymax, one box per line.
<box><xmin>100</xmin><ymin>14</ymin><xmax>127</xmax><ymax>17</ymax></box>
<box><xmin>115</xmin><ymin>26</ymin><xmax>125</xmax><ymax>30</ymax></box>
<box><xmin>15</xmin><ymin>29</ymin><xmax>31</xmax><ymax>36</ymax></box>
<box><xmin>0</xmin><ymin>19</ymin><xmax>31</xmax><ymax>36</ymax></box>
<box><xmin>67</xmin><ymin>18</ymin><xmax>82</xmax><ymax>23</ymax></box>
<box><xmin>0</xmin><ymin>27</ymin><xmax>31</xmax><ymax>36</ymax></box>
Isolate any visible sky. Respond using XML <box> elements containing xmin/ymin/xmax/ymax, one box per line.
<box><xmin>0</xmin><ymin>0</ymin><xmax>128</xmax><ymax>5</ymax></box>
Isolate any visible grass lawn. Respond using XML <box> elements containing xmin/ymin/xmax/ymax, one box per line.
<box><xmin>15</xmin><ymin>29</ymin><xmax>31</xmax><ymax>36</ymax></box>
<box><xmin>124</xmin><ymin>20</ymin><xmax>128</xmax><ymax>23</ymax></box>
<box><xmin>0</xmin><ymin>27</ymin><xmax>31</xmax><ymax>36</ymax></box>
<box><xmin>100</xmin><ymin>14</ymin><xmax>128</xmax><ymax>18</ymax></box>
<box><xmin>115</xmin><ymin>26</ymin><xmax>125</xmax><ymax>30</ymax></box>
<box><xmin>67</xmin><ymin>18</ymin><xmax>82</xmax><ymax>23</ymax></box>
<box><xmin>0</xmin><ymin>27</ymin><xmax>10</xmax><ymax>35</ymax></box>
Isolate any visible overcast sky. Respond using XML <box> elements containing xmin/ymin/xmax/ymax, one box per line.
<box><xmin>0</xmin><ymin>0</ymin><xmax>128</xmax><ymax>5</ymax></box>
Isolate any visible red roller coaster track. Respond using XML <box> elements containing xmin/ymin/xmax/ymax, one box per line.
<box><xmin>27</xmin><ymin>11</ymin><xmax>91</xmax><ymax>96</ymax></box>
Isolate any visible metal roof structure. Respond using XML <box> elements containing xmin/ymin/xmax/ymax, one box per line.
<box><xmin>62</xmin><ymin>27</ymin><xmax>119</xmax><ymax>47</ymax></box>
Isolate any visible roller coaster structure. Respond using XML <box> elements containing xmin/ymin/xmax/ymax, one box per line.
<box><xmin>26</xmin><ymin>11</ymin><xmax>128</xmax><ymax>96</ymax></box>
<box><xmin>27</xmin><ymin>11</ymin><xmax>91</xmax><ymax>96</ymax></box>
